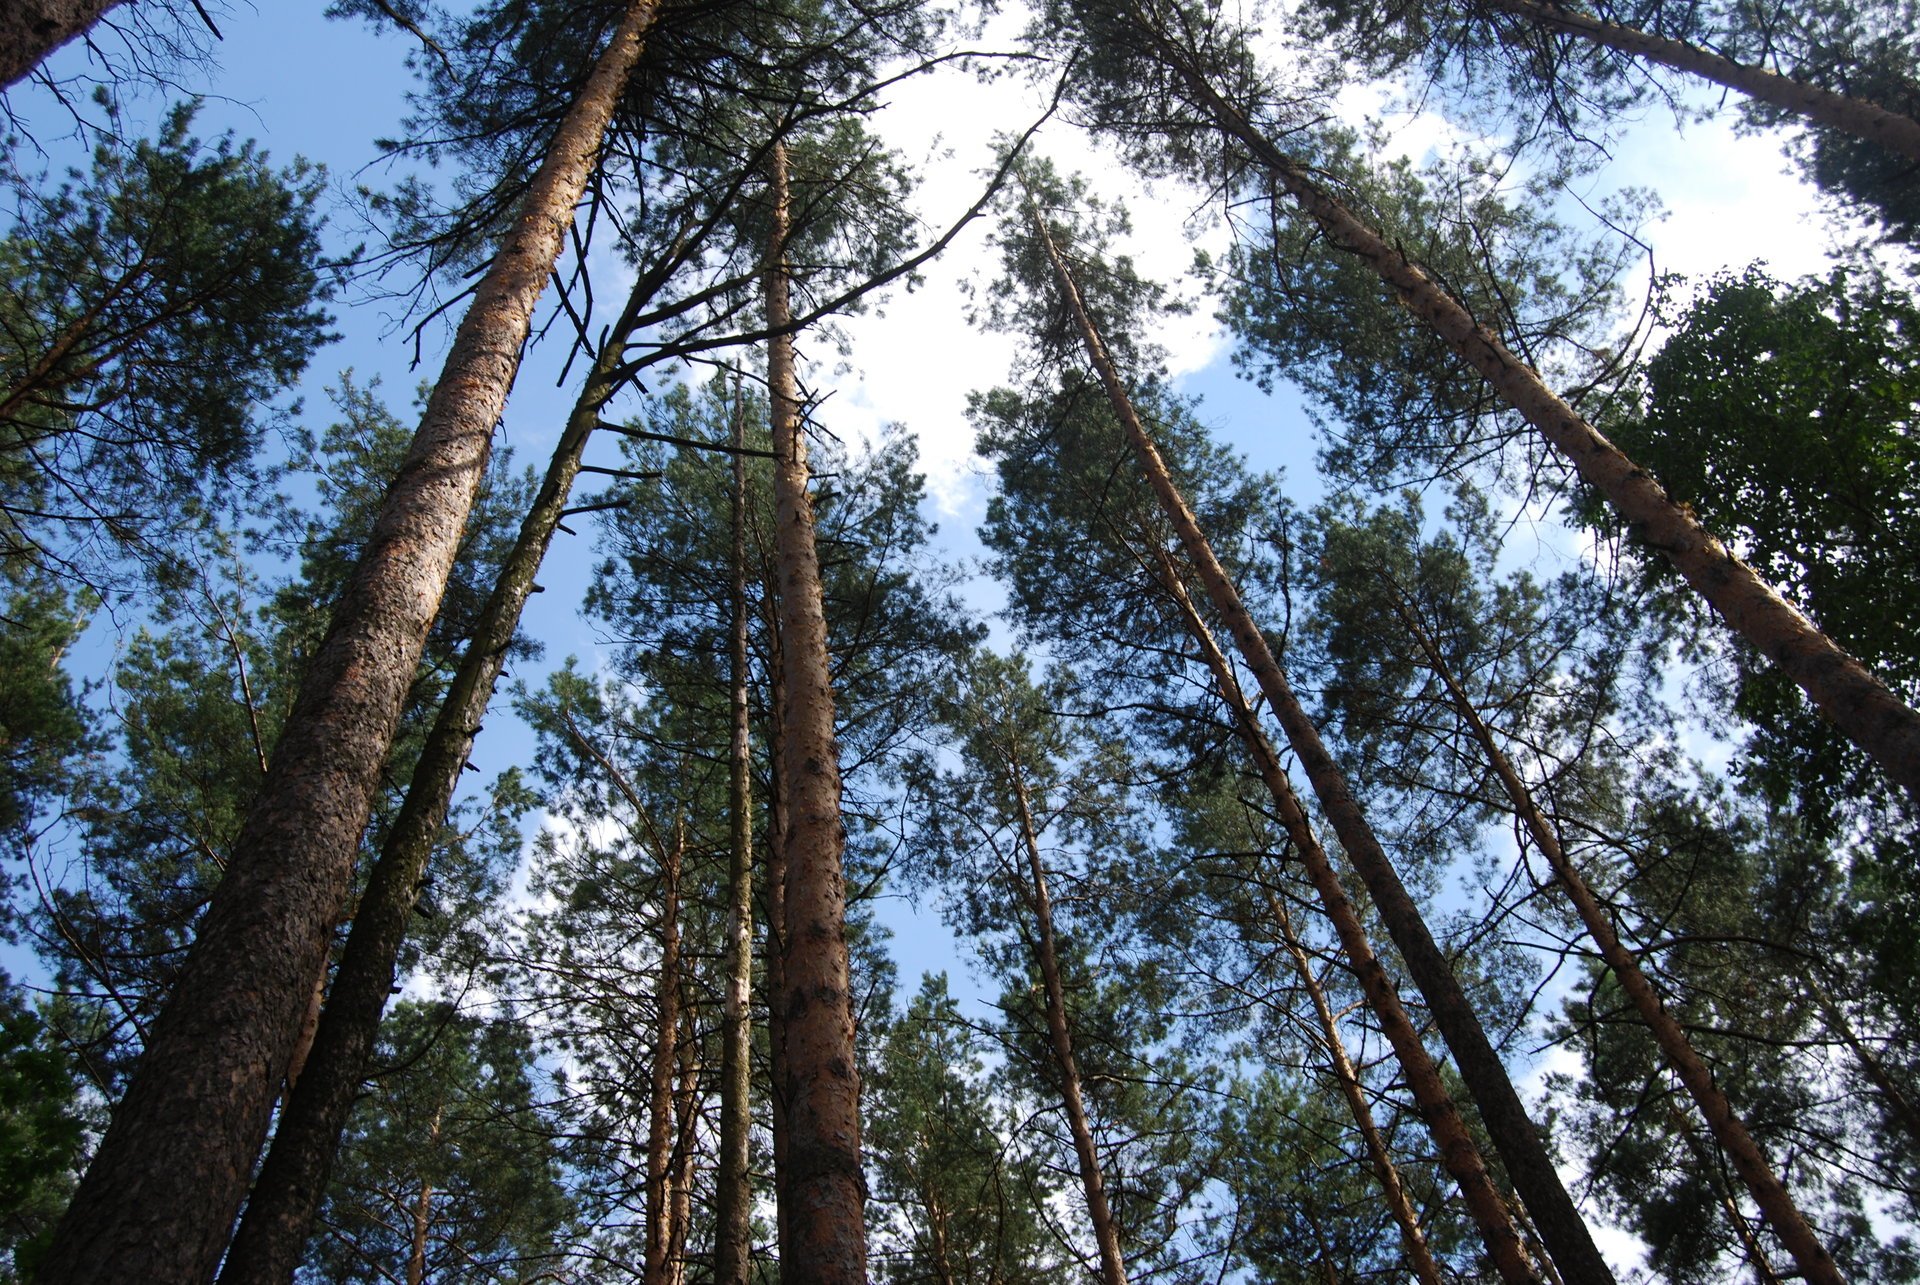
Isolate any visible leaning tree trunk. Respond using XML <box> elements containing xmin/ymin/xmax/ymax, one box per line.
<box><xmin>0</xmin><ymin>0</ymin><xmax>127</xmax><ymax>90</ymax></box>
<box><xmin>1005</xmin><ymin>764</ymin><xmax>1130</xmax><ymax>1285</ymax></box>
<box><xmin>1140</xmin><ymin>23</ymin><xmax>1920</xmax><ymax>807</ymax></box>
<box><xmin>1480</xmin><ymin>0</ymin><xmax>1920</xmax><ymax>163</ymax></box>
<box><xmin>219</xmin><ymin>251</ymin><xmax>676</xmax><ymax>1285</ymax></box>
<box><xmin>713</xmin><ymin>375</ymin><xmax>757</xmax><ymax>1285</ymax></box>
<box><xmin>1032</xmin><ymin>205</ymin><xmax>1587</xmax><ymax>1285</ymax></box>
<box><xmin>763</xmin><ymin>138</ymin><xmax>867</xmax><ymax>1285</ymax></box>
<box><xmin>1387</xmin><ymin>591</ymin><xmax>1843</xmax><ymax>1285</ymax></box>
<box><xmin>1147</xmin><ymin>544</ymin><xmax>1533</xmax><ymax>1285</ymax></box>
<box><xmin>38</xmin><ymin>5</ymin><xmax>660</xmax><ymax>1280</ymax></box>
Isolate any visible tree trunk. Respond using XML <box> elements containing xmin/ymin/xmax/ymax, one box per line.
<box><xmin>220</xmin><ymin>252</ymin><xmax>672</xmax><ymax>1285</ymax></box>
<box><xmin>667</xmin><ymin>997</ymin><xmax>701</xmax><ymax>1285</ymax></box>
<box><xmin>406</xmin><ymin>1105</ymin><xmax>443</xmax><ymax>1285</ymax></box>
<box><xmin>0</xmin><ymin>0</ymin><xmax>126</xmax><ymax>90</ymax></box>
<box><xmin>1006</xmin><ymin>768</ymin><xmax>1130</xmax><ymax>1285</ymax></box>
<box><xmin>1148</xmin><ymin>544</ymin><xmax>1533</xmax><ymax>1285</ymax></box>
<box><xmin>37</xmin><ymin>6</ymin><xmax>660</xmax><ymax>1280</ymax></box>
<box><xmin>762</xmin><ymin>588</ymin><xmax>795</xmax><ymax>1272</ymax></box>
<box><xmin>1147</xmin><ymin>33</ymin><xmax>1920</xmax><ymax>807</ymax></box>
<box><xmin>1481</xmin><ymin>0</ymin><xmax>1920</xmax><ymax>163</ymax></box>
<box><xmin>713</xmin><ymin>374</ymin><xmax>757</xmax><ymax>1285</ymax></box>
<box><xmin>764</xmin><ymin>139</ymin><xmax>867</xmax><ymax>1285</ymax></box>
<box><xmin>646</xmin><ymin>824</ymin><xmax>686</xmax><ymax>1285</ymax></box>
<box><xmin>1031</xmin><ymin>204</ymin><xmax>1575</xmax><ymax>1285</ymax></box>
<box><xmin>1386</xmin><ymin>589</ymin><xmax>1843</xmax><ymax>1285</ymax></box>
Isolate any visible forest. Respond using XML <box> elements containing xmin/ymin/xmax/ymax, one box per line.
<box><xmin>1</xmin><ymin>0</ymin><xmax>1918</xmax><ymax>1280</ymax></box>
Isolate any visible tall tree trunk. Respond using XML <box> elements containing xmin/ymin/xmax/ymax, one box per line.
<box><xmin>646</xmin><ymin>824</ymin><xmax>687</xmax><ymax>1285</ymax></box>
<box><xmin>1385</xmin><ymin>589</ymin><xmax>1843</xmax><ymax>1285</ymax></box>
<box><xmin>761</xmin><ymin>586</ymin><xmax>795</xmax><ymax>1273</ymax></box>
<box><xmin>713</xmin><ymin>375</ymin><xmax>758</xmax><ymax>1285</ymax></box>
<box><xmin>764</xmin><ymin>139</ymin><xmax>867</xmax><ymax>1285</ymax></box>
<box><xmin>1005</xmin><ymin>766</ymin><xmax>1130</xmax><ymax>1285</ymax></box>
<box><xmin>1480</xmin><ymin>0</ymin><xmax>1920</xmax><ymax>163</ymax></box>
<box><xmin>1137</xmin><ymin>23</ymin><xmax>1920</xmax><ymax>806</ymax></box>
<box><xmin>37</xmin><ymin>6</ymin><xmax>661</xmax><ymax>1280</ymax></box>
<box><xmin>221</xmin><ymin>252</ymin><xmax>674</xmax><ymax>1285</ymax></box>
<box><xmin>668</xmin><ymin>999</ymin><xmax>701</xmax><ymax>1285</ymax></box>
<box><xmin>0</xmin><ymin>0</ymin><xmax>126</xmax><ymax>90</ymax></box>
<box><xmin>1148</xmin><ymin>544</ymin><xmax>1534</xmax><ymax>1285</ymax></box>
<box><xmin>1031</xmin><ymin>205</ymin><xmax>1580</xmax><ymax>1285</ymax></box>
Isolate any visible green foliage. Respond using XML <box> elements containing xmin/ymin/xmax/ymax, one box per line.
<box><xmin>866</xmin><ymin>975</ymin><xmax>1062</xmax><ymax>1284</ymax></box>
<box><xmin>0</xmin><ymin>973</ymin><xmax>84</xmax><ymax>1283</ymax></box>
<box><xmin>1219</xmin><ymin>132</ymin><xmax>1633</xmax><ymax>492</ymax></box>
<box><xmin>0</xmin><ymin>574</ymin><xmax>93</xmax><ymax>859</ymax></box>
<box><xmin>1599</xmin><ymin>264</ymin><xmax>1920</xmax><ymax>828</ymax></box>
<box><xmin>1549</xmin><ymin>768</ymin><xmax>1919</xmax><ymax>1282</ymax></box>
<box><xmin>0</xmin><ymin>101</ymin><xmax>334</xmax><ymax>568</ymax></box>
<box><xmin>305</xmin><ymin>1000</ymin><xmax>571</xmax><ymax>1284</ymax></box>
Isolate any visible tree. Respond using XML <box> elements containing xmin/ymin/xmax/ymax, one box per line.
<box><xmin>865</xmin><ymin>975</ymin><xmax>1063</xmax><ymax>1285</ymax></box>
<box><xmin>1033</xmin><ymin>0</ymin><xmax>1920</xmax><ymax>807</ymax></box>
<box><xmin>0</xmin><ymin>103</ymin><xmax>333</xmax><ymax>577</ymax></box>
<box><xmin>34</xmin><ymin>3</ymin><xmax>662</xmax><ymax>1276</ymax></box>
<box><xmin>0</xmin><ymin>973</ymin><xmax>84</xmax><ymax>1282</ymax></box>
<box><xmin>301</xmin><ymin>1001</ymin><xmax>571</xmax><ymax>1285</ymax></box>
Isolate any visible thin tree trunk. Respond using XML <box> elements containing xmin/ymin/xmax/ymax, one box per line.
<box><xmin>221</xmin><ymin>252</ymin><xmax>673</xmax><ymax>1285</ymax></box>
<box><xmin>1149</xmin><ymin>544</ymin><xmax>1536</xmax><ymax>1285</ymax></box>
<box><xmin>38</xmin><ymin>7</ymin><xmax>661</xmax><ymax>1280</ymax></box>
<box><xmin>762</xmin><ymin>590</ymin><xmax>795</xmax><ymax>1273</ymax></box>
<box><xmin>646</xmin><ymin>824</ymin><xmax>686</xmax><ymax>1285</ymax></box>
<box><xmin>1143</xmin><ymin>28</ymin><xmax>1920</xmax><ymax>806</ymax></box>
<box><xmin>764</xmin><ymin>139</ymin><xmax>867</xmax><ymax>1285</ymax></box>
<box><xmin>1005</xmin><ymin>769</ymin><xmax>1130</xmax><ymax>1285</ymax></box>
<box><xmin>1481</xmin><ymin>0</ymin><xmax>1920</xmax><ymax>163</ymax></box>
<box><xmin>1031</xmin><ymin>204</ymin><xmax>1576</xmax><ymax>1285</ymax></box>
<box><xmin>1807</xmin><ymin>980</ymin><xmax>1920</xmax><ymax>1148</ymax></box>
<box><xmin>668</xmin><ymin>997</ymin><xmax>701</xmax><ymax>1285</ymax></box>
<box><xmin>1386</xmin><ymin>587</ymin><xmax>1843</xmax><ymax>1285</ymax></box>
<box><xmin>714</xmin><ymin>374</ymin><xmax>757</xmax><ymax>1285</ymax></box>
<box><xmin>406</xmin><ymin>1105</ymin><xmax>443</xmax><ymax>1285</ymax></box>
<box><xmin>0</xmin><ymin>0</ymin><xmax>126</xmax><ymax>90</ymax></box>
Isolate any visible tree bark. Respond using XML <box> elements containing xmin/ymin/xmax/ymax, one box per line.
<box><xmin>1480</xmin><ymin>0</ymin><xmax>1920</xmax><ymax>163</ymax></box>
<box><xmin>713</xmin><ymin>374</ymin><xmax>757</xmax><ymax>1285</ymax></box>
<box><xmin>1386</xmin><ymin>588</ymin><xmax>1843</xmax><ymax>1285</ymax></box>
<box><xmin>1148</xmin><ymin>544</ymin><xmax>1532</xmax><ymax>1285</ymax></box>
<box><xmin>1005</xmin><ymin>768</ymin><xmax>1130</xmax><ymax>1285</ymax></box>
<box><xmin>764</xmin><ymin>138</ymin><xmax>867</xmax><ymax>1285</ymax></box>
<box><xmin>646</xmin><ymin>824</ymin><xmax>686</xmax><ymax>1285</ymax></box>
<box><xmin>220</xmin><ymin>251</ymin><xmax>671</xmax><ymax>1285</ymax></box>
<box><xmin>0</xmin><ymin>0</ymin><xmax>126</xmax><ymax>90</ymax></box>
<box><xmin>1146</xmin><ymin>32</ymin><xmax>1920</xmax><ymax>807</ymax></box>
<box><xmin>406</xmin><ymin>1104</ymin><xmax>443</xmax><ymax>1285</ymax></box>
<box><xmin>36</xmin><ymin>6</ymin><xmax>660</xmax><ymax>1280</ymax></box>
<box><xmin>1031</xmin><ymin>204</ymin><xmax>1577</xmax><ymax>1285</ymax></box>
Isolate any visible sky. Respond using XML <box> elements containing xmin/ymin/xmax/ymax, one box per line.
<box><xmin>5</xmin><ymin>1</ymin><xmax>1875</xmax><ymax>1269</ymax></box>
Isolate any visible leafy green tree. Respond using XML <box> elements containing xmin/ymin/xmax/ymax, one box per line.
<box><xmin>0</xmin><ymin>102</ymin><xmax>333</xmax><ymax>573</ymax></box>
<box><xmin>0</xmin><ymin>973</ymin><xmax>84</xmax><ymax>1282</ymax></box>
<box><xmin>303</xmin><ymin>1000</ymin><xmax>571</xmax><ymax>1285</ymax></box>
<box><xmin>1596</xmin><ymin>264</ymin><xmax>1920</xmax><ymax>828</ymax></box>
<box><xmin>865</xmin><ymin>974</ymin><xmax>1063</xmax><ymax>1285</ymax></box>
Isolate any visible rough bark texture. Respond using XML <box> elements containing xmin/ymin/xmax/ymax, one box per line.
<box><xmin>713</xmin><ymin>378</ymin><xmax>757</xmax><ymax>1285</ymax></box>
<box><xmin>219</xmin><ymin>255</ymin><xmax>667</xmax><ymax>1285</ymax></box>
<box><xmin>765</xmin><ymin>140</ymin><xmax>868</xmax><ymax>1285</ymax></box>
<box><xmin>34</xmin><ymin>7</ymin><xmax>659</xmax><ymax>1279</ymax></box>
<box><xmin>1158</xmin><ymin>44</ymin><xmax>1920</xmax><ymax>806</ymax></box>
<box><xmin>1006</xmin><ymin>771</ymin><xmax>1130</xmax><ymax>1285</ymax></box>
<box><xmin>1484</xmin><ymin>0</ymin><xmax>1920</xmax><ymax>163</ymax></box>
<box><xmin>1149</xmin><ymin>546</ymin><xmax>1531</xmax><ymax>1285</ymax></box>
<box><xmin>0</xmin><ymin>0</ymin><xmax>125</xmax><ymax>89</ymax></box>
<box><xmin>668</xmin><ymin>1001</ymin><xmax>701</xmax><ymax>1285</ymax></box>
<box><xmin>762</xmin><ymin>600</ymin><xmax>795</xmax><ymax>1271</ymax></box>
<box><xmin>1390</xmin><ymin>596</ymin><xmax>1842</xmax><ymax>1285</ymax></box>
